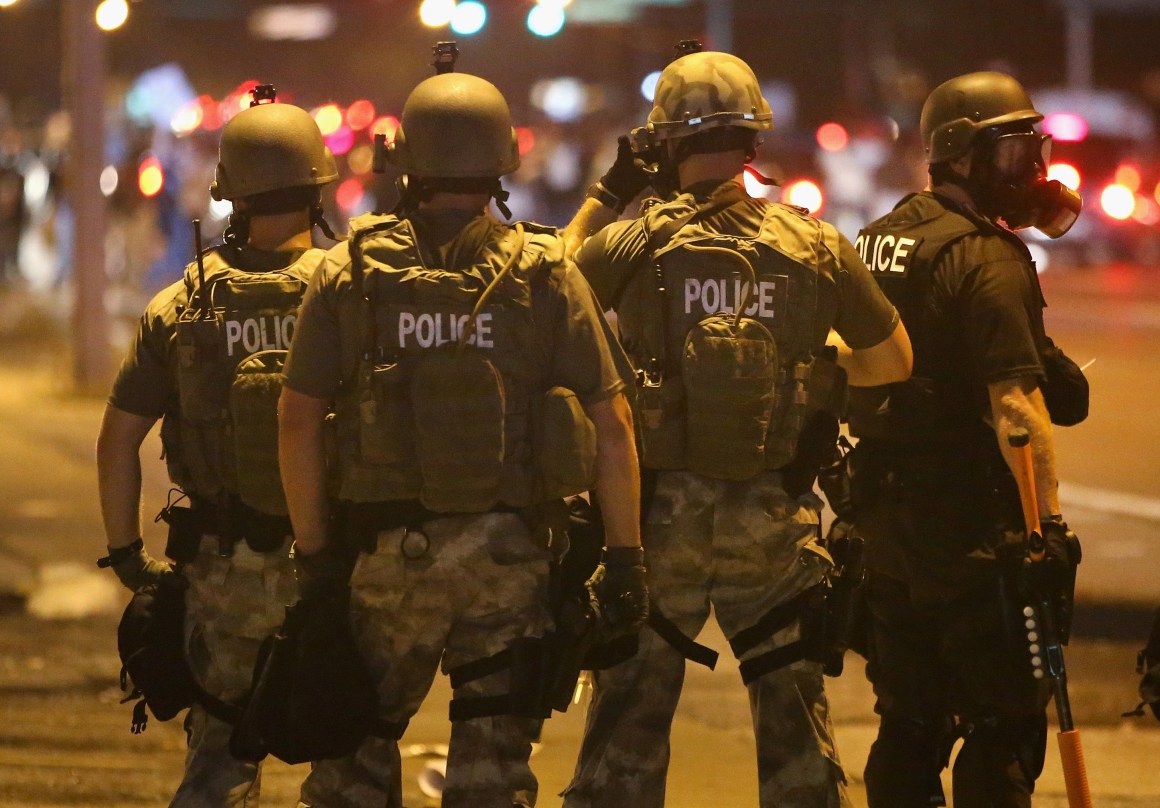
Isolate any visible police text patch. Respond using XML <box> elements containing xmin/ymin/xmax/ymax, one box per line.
<box><xmin>383</xmin><ymin>304</ymin><xmax>506</xmax><ymax>351</ymax></box>
<box><xmin>225</xmin><ymin>313</ymin><xmax>295</xmax><ymax>358</ymax></box>
<box><xmin>855</xmin><ymin>232</ymin><xmax>921</xmax><ymax>277</ymax></box>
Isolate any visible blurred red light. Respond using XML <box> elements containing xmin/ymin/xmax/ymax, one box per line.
<box><xmin>138</xmin><ymin>157</ymin><xmax>164</xmax><ymax>198</ymax></box>
<box><xmin>1101</xmin><ymin>184</ymin><xmax>1135</xmax><ymax>220</ymax></box>
<box><xmin>1047</xmin><ymin>162</ymin><xmax>1081</xmax><ymax>190</ymax></box>
<box><xmin>336</xmin><ymin>177</ymin><xmax>364</xmax><ymax>211</ymax></box>
<box><xmin>1115</xmin><ymin>164</ymin><xmax>1141</xmax><ymax>192</ymax></box>
<box><xmin>784</xmin><ymin>179</ymin><xmax>823</xmax><ymax>213</ymax></box>
<box><xmin>516</xmin><ymin>127</ymin><xmax>535</xmax><ymax>156</ymax></box>
<box><xmin>815</xmin><ymin>122</ymin><xmax>848</xmax><ymax>152</ymax></box>
<box><xmin>1042</xmin><ymin>112</ymin><xmax>1088</xmax><ymax>143</ymax></box>
<box><xmin>372</xmin><ymin>115</ymin><xmax>400</xmax><ymax>140</ymax></box>
<box><xmin>347</xmin><ymin>99</ymin><xmax>376</xmax><ymax>132</ymax></box>
<box><xmin>325</xmin><ymin>125</ymin><xmax>355</xmax><ymax>156</ymax></box>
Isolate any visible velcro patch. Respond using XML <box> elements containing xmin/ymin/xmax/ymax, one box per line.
<box><xmin>854</xmin><ymin>232</ymin><xmax>922</xmax><ymax>277</ymax></box>
<box><xmin>383</xmin><ymin>304</ymin><xmax>506</xmax><ymax>352</ymax></box>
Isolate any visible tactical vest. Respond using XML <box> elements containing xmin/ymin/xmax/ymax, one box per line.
<box><xmin>335</xmin><ymin>214</ymin><xmax>596</xmax><ymax>511</ymax></box>
<box><xmin>848</xmin><ymin>192</ymin><xmax>991</xmax><ymax>443</ymax></box>
<box><xmin>162</xmin><ymin>247</ymin><xmax>325</xmax><ymax>516</ymax></box>
<box><xmin>615</xmin><ymin>192</ymin><xmax>842</xmax><ymax>481</ymax></box>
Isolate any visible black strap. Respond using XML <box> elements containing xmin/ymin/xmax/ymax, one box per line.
<box><xmin>728</xmin><ymin>585</ymin><xmax>818</xmax><ymax>658</ymax></box>
<box><xmin>447</xmin><ymin>648</ymin><xmax>513</xmax><ymax>689</ymax></box>
<box><xmin>647</xmin><ymin>607</ymin><xmax>719</xmax><ymax>670</ymax></box>
<box><xmin>448</xmin><ymin>694</ymin><xmax>512</xmax><ymax>722</ymax></box>
<box><xmin>737</xmin><ymin>640</ymin><xmax>806</xmax><ymax>685</ymax></box>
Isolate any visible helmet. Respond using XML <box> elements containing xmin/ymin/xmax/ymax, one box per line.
<box><xmin>210</xmin><ymin>102</ymin><xmax>338</xmax><ymax>201</ymax></box>
<box><xmin>388</xmin><ymin>73</ymin><xmax>520</xmax><ymax>178</ymax></box>
<box><xmin>632</xmin><ymin>51</ymin><xmax>772</xmax><ymax>149</ymax></box>
<box><xmin>920</xmin><ymin>72</ymin><xmax>1043</xmax><ymax>165</ymax></box>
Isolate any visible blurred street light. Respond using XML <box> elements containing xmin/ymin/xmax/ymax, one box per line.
<box><xmin>0</xmin><ymin>0</ymin><xmax>21</xmax><ymax>8</ymax></box>
<box><xmin>1100</xmin><ymin>184</ymin><xmax>1135</xmax><ymax>220</ymax></box>
<box><xmin>527</xmin><ymin>4</ymin><xmax>565</xmax><ymax>37</ymax></box>
<box><xmin>1048</xmin><ymin>162</ymin><xmax>1081</xmax><ymax>190</ymax></box>
<box><xmin>95</xmin><ymin>0</ymin><xmax>128</xmax><ymax>31</ymax></box>
<box><xmin>784</xmin><ymin>179</ymin><xmax>823</xmax><ymax>214</ymax></box>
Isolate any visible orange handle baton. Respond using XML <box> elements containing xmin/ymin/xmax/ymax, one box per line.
<box><xmin>1007</xmin><ymin>428</ymin><xmax>1093</xmax><ymax>807</ymax></box>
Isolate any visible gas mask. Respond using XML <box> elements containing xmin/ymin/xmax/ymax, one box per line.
<box><xmin>970</xmin><ymin>128</ymin><xmax>1082</xmax><ymax>238</ymax></box>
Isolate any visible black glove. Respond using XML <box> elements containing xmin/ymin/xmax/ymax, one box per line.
<box><xmin>293</xmin><ymin>542</ymin><xmax>356</xmax><ymax>601</ymax></box>
<box><xmin>1023</xmin><ymin>519</ymin><xmax>1081</xmax><ymax>642</ymax></box>
<box><xmin>595</xmin><ymin>136</ymin><xmax>653</xmax><ymax>210</ymax></box>
<box><xmin>100</xmin><ymin>539</ymin><xmax>184</xmax><ymax>593</ymax></box>
<box><xmin>585</xmin><ymin>546</ymin><xmax>649</xmax><ymax>641</ymax></box>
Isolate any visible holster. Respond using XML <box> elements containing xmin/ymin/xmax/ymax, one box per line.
<box><xmin>230</xmin><ymin>589</ymin><xmax>382</xmax><ymax>765</ymax></box>
<box><xmin>820</xmin><ymin>524</ymin><xmax>866</xmax><ymax>675</ymax></box>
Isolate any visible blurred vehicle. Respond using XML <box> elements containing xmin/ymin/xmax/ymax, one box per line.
<box><xmin>1029</xmin><ymin>87</ymin><xmax>1160</xmax><ymax>269</ymax></box>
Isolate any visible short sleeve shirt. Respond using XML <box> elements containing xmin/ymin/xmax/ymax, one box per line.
<box><xmin>282</xmin><ymin>210</ymin><xmax>629</xmax><ymax>407</ymax></box>
<box><xmin>109</xmin><ymin>246</ymin><xmax>312</xmax><ymax>418</ymax></box>
<box><xmin>576</xmin><ymin>180</ymin><xmax>900</xmax><ymax>350</ymax></box>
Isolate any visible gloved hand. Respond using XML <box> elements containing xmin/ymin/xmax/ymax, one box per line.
<box><xmin>1024</xmin><ymin>520</ymin><xmax>1081</xmax><ymax>597</ymax></box>
<box><xmin>596</xmin><ymin>136</ymin><xmax>653</xmax><ymax>209</ymax></box>
<box><xmin>585</xmin><ymin>546</ymin><xmax>649</xmax><ymax>641</ymax></box>
<box><xmin>293</xmin><ymin>542</ymin><xmax>356</xmax><ymax>601</ymax></box>
<box><xmin>1023</xmin><ymin>520</ymin><xmax>1081</xmax><ymax>642</ymax></box>
<box><xmin>100</xmin><ymin>539</ymin><xmax>183</xmax><ymax>593</ymax></box>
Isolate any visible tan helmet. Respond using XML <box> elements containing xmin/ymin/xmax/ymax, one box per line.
<box><xmin>632</xmin><ymin>51</ymin><xmax>772</xmax><ymax>150</ymax></box>
<box><xmin>388</xmin><ymin>72</ymin><xmax>520</xmax><ymax>178</ymax></box>
<box><xmin>210</xmin><ymin>102</ymin><xmax>338</xmax><ymax>201</ymax></box>
<box><xmin>920</xmin><ymin>71</ymin><xmax>1043</xmax><ymax>165</ymax></box>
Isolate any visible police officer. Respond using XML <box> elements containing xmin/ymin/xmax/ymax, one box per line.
<box><xmin>278</xmin><ymin>69</ymin><xmax>645</xmax><ymax>808</ymax></box>
<box><xmin>848</xmin><ymin>71</ymin><xmax>1085</xmax><ymax>808</ymax></box>
<box><xmin>95</xmin><ymin>90</ymin><xmax>337</xmax><ymax>806</ymax></box>
<box><xmin>561</xmin><ymin>51</ymin><xmax>912</xmax><ymax>808</ymax></box>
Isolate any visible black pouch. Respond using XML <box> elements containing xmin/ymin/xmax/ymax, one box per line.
<box><xmin>159</xmin><ymin>503</ymin><xmax>202</xmax><ymax>565</ymax></box>
<box><xmin>238</xmin><ymin>502</ymin><xmax>291</xmax><ymax>554</ymax></box>
<box><xmin>117</xmin><ymin>581</ymin><xmax>198</xmax><ymax>731</ymax></box>
<box><xmin>231</xmin><ymin>590</ymin><xmax>379</xmax><ymax>765</ymax></box>
<box><xmin>1041</xmin><ymin>337</ymin><xmax>1089</xmax><ymax>426</ymax></box>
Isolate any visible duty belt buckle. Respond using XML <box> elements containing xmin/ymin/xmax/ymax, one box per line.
<box><xmin>400</xmin><ymin>527</ymin><xmax>430</xmax><ymax>559</ymax></box>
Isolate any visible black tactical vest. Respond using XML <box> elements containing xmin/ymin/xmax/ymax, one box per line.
<box><xmin>848</xmin><ymin>191</ymin><xmax>1008</xmax><ymax>443</ymax></box>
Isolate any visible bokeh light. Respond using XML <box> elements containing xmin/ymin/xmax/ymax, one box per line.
<box><xmin>527</xmin><ymin>4</ymin><xmax>565</xmax><ymax>37</ymax></box>
<box><xmin>1114</xmin><ymin>164</ymin><xmax>1141</xmax><ymax>192</ymax></box>
<box><xmin>816</xmin><ymin>122</ymin><xmax>848</xmax><ymax>152</ymax></box>
<box><xmin>450</xmin><ymin>1</ymin><xmax>487</xmax><ymax>35</ymax></box>
<box><xmin>95</xmin><ymin>0</ymin><xmax>129</xmax><ymax>31</ymax></box>
<box><xmin>419</xmin><ymin>0</ymin><xmax>455</xmax><ymax>27</ymax></box>
<box><xmin>1047</xmin><ymin>162</ymin><xmax>1081</xmax><ymax>190</ymax></box>
<box><xmin>346</xmin><ymin>99</ymin><xmax>376</xmax><ymax>132</ymax></box>
<box><xmin>348</xmin><ymin>144</ymin><xmax>375</xmax><ymax>175</ymax></box>
<box><xmin>99</xmin><ymin>166</ymin><xmax>119</xmax><ymax>197</ymax></box>
<box><xmin>784</xmin><ymin>179</ymin><xmax>823</xmax><ymax>213</ymax></box>
<box><xmin>1042</xmin><ymin>112</ymin><xmax>1089</xmax><ymax>143</ymax></box>
<box><xmin>336</xmin><ymin>177</ymin><xmax>365</xmax><ymax>211</ymax></box>
<box><xmin>372</xmin><ymin>115</ymin><xmax>400</xmax><ymax>140</ymax></box>
<box><xmin>313</xmin><ymin>104</ymin><xmax>343</xmax><ymax>136</ymax></box>
<box><xmin>324</xmin><ymin>125</ymin><xmax>355</xmax><ymax>156</ymax></box>
<box><xmin>640</xmin><ymin>71</ymin><xmax>662</xmax><ymax>102</ymax></box>
<box><xmin>1100</xmin><ymin>184</ymin><xmax>1136</xmax><ymax>220</ymax></box>
<box><xmin>138</xmin><ymin>157</ymin><xmax>164</xmax><ymax>198</ymax></box>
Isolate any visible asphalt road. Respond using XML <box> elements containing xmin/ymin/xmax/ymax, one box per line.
<box><xmin>0</xmin><ymin>268</ymin><xmax>1157</xmax><ymax>807</ymax></box>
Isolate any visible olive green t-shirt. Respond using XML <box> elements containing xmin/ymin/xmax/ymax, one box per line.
<box><xmin>577</xmin><ymin>180</ymin><xmax>900</xmax><ymax>351</ymax></box>
<box><xmin>109</xmin><ymin>246</ymin><xmax>312</xmax><ymax>418</ymax></box>
<box><xmin>282</xmin><ymin>210</ymin><xmax>630</xmax><ymax>406</ymax></box>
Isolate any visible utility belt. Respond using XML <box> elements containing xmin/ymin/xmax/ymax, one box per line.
<box><xmin>332</xmin><ymin>499</ymin><xmax>535</xmax><ymax>557</ymax></box>
<box><xmin>158</xmin><ymin>492</ymin><xmax>292</xmax><ymax>563</ymax></box>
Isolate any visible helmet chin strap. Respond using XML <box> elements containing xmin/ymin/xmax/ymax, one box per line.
<box><xmin>491</xmin><ymin>180</ymin><xmax>512</xmax><ymax>220</ymax></box>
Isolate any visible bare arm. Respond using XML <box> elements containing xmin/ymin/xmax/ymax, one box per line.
<box><xmin>988</xmin><ymin>376</ymin><xmax>1060</xmax><ymax>516</ymax></box>
<box><xmin>96</xmin><ymin>404</ymin><xmax>158</xmax><ymax>549</ymax></box>
<box><xmin>562</xmin><ymin>197</ymin><xmax>620</xmax><ymax>261</ymax></box>
<box><xmin>278</xmin><ymin>386</ymin><xmax>332</xmax><ymax>555</ymax></box>
<box><xmin>585</xmin><ymin>392</ymin><xmax>641</xmax><ymax>549</ymax></box>
<box><xmin>827</xmin><ymin>319</ymin><xmax>913</xmax><ymax>387</ymax></box>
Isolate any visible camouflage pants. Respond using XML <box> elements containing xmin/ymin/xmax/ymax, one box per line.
<box><xmin>175</xmin><ymin>537</ymin><xmax>298</xmax><ymax>808</ymax></box>
<box><xmin>297</xmin><ymin>512</ymin><xmax>553</xmax><ymax>808</ymax></box>
<box><xmin>563</xmin><ymin>470</ymin><xmax>850</xmax><ymax>808</ymax></box>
